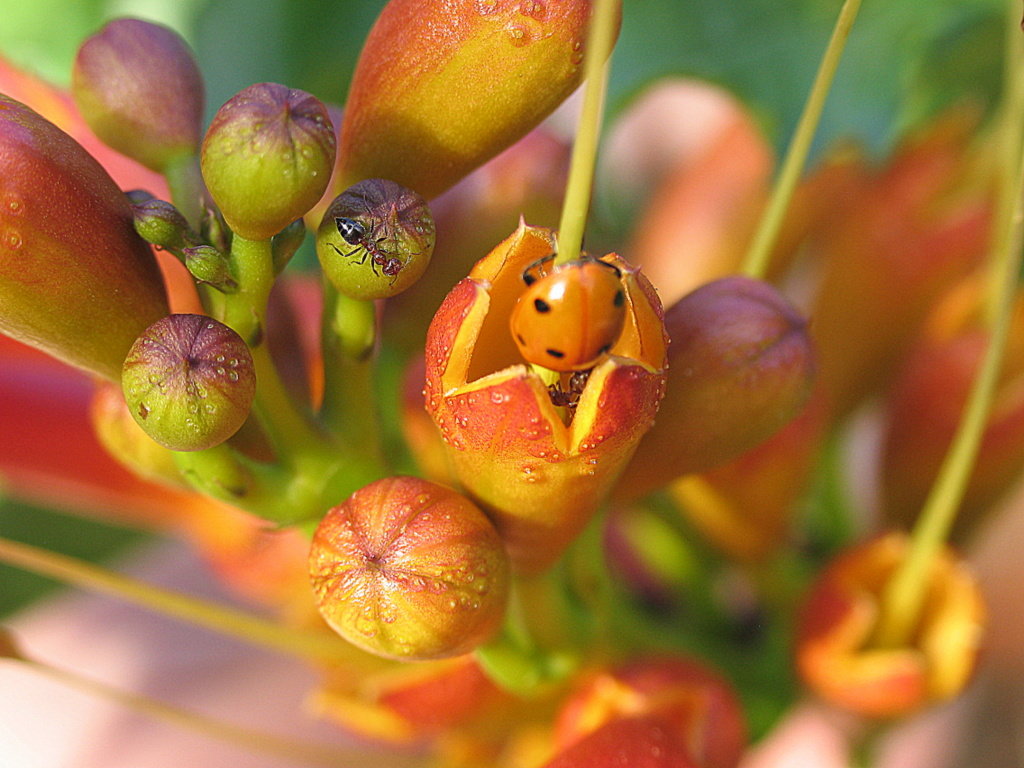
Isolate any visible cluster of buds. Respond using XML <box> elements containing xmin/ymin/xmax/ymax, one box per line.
<box><xmin>0</xmin><ymin>0</ymin><xmax>1011</xmax><ymax>765</ymax></box>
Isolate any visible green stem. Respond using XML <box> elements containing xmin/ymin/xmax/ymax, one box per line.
<box><xmin>554</xmin><ymin>0</ymin><xmax>619</xmax><ymax>266</ymax></box>
<box><xmin>873</xmin><ymin>0</ymin><xmax>1024</xmax><ymax>648</ymax></box>
<box><xmin>740</xmin><ymin>0</ymin><xmax>863</xmax><ymax>280</ymax></box>
<box><xmin>162</xmin><ymin>154</ymin><xmax>206</xmax><ymax>230</ymax></box>
<box><xmin>8</xmin><ymin>655</ymin><xmax>408</xmax><ymax>768</ymax></box>
<box><xmin>224</xmin><ymin>235</ymin><xmax>328</xmax><ymax>462</ymax></box>
<box><xmin>0</xmin><ymin>536</ymin><xmax>356</xmax><ymax>666</ymax></box>
<box><xmin>318</xmin><ymin>281</ymin><xmax>383</xmax><ymax>461</ymax></box>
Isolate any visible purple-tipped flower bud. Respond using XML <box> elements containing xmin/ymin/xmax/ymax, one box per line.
<box><xmin>72</xmin><ymin>18</ymin><xmax>204</xmax><ymax>173</ymax></box>
<box><xmin>132</xmin><ymin>198</ymin><xmax>199</xmax><ymax>251</ymax></box>
<box><xmin>309</xmin><ymin>476</ymin><xmax>510</xmax><ymax>661</ymax></box>
<box><xmin>616</xmin><ymin>276</ymin><xmax>815</xmax><ymax>501</ymax></box>
<box><xmin>201</xmin><ymin>84</ymin><xmax>336</xmax><ymax>241</ymax></box>
<box><xmin>317</xmin><ymin>179</ymin><xmax>435</xmax><ymax>300</ymax></box>
<box><xmin>181</xmin><ymin>245</ymin><xmax>237</xmax><ymax>292</ymax></box>
<box><xmin>0</xmin><ymin>95</ymin><xmax>169</xmax><ymax>380</ymax></box>
<box><xmin>121</xmin><ymin>314</ymin><xmax>256</xmax><ymax>451</ymax></box>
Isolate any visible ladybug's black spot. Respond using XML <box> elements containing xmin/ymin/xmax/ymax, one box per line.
<box><xmin>546</xmin><ymin>348</ymin><xmax>565</xmax><ymax>359</ymax></box>
<box><xmin>533</xmin><ymin>298</ymin><xmax>552</xmax><ymax>313</ymax></box>
<box><xmin>613</xmin><ymin>290</ymin><xmax>625</xmax><ymax>307</ymax></box>
<box><xmin>523</xmin><ymin>273</ymin><xmax>537</xmax><ymax>286</ymax></box>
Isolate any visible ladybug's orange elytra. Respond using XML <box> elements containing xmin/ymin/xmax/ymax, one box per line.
<box><xmin>510</xmin><ymin>256</ymin><xmax>627</xmax><ymax>372</ymax></box>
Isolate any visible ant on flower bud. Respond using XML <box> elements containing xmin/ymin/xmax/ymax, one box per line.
<box><xmin>332</xmin><ymin>215</ymin><xmax>403</xmax><ymax>280</ymax></box>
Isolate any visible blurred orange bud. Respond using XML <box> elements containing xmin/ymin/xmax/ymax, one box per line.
<box><xmin>334</xmin><ymin>0</ymin><xmax>599</xmax><ymax>200</ymax></box>
<box><xmin>881</xmin><ymin>277</ymin><xmax>1024</xmax><ymax>540</ymax></box>
<box><xmin>424</xmin><ymin>223</ymin><xmax>667</xmax><ymax>574</ymax></box>
<box><xmin>809</xmin><ymin>109</ymin><xmax>991</xmax><ymax>418</ymax></box>
<box><xmin>554</xmin><ymin>656</ymin><xmax>747</xmax><ymax>768</ymax></box>
<box><xmin>90</xmin><ymin>380</ymin><xmax>185</xmax><ymax>488</ymax></box>
<box><xmin>0</xmin><ymin>95</ymin><xmax>169</xmax><ymax>380</ymax></box>
<box><xmin>616</xmin><ymin>275</ymin><xmax>815</xmax><ymax>501</ymax></box>
<box><xmin>669</xmin><ymin>390</ymin><xmax>827</xmax><ymax>561</ymax></box>
<box><xmin>627</xmin><ymin>86</ymin><xmax>771</xmax><ymax>308</ymax></box>
<box><xmin>309</xmin><ymin>476</ymin><xmax>510</xmax><ymax>660</ymax></box>
<box><xmin>542</xmin><ymin>716</ymin><xmax>698</xmax><ymax>768</ymax></box>
<box><xmin>311</xmin><ymin>654</ymin><xmax>509</xmax><ymax>746</ymax></box>
<box><xmin>796</xmin><ymin>533</ymin><xmax>985</xmax><ymax>719</ymax></box>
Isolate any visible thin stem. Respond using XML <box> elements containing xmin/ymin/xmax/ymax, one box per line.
<box><xmin>162</xmin><ymin>154</ymin><xmax>207</xmax><ymax>230</ymax></box>
<box><xmin>873</xmin><ymin>0</ymin><xmax>1024</xmax><ymax>648</ymax></box>
<box><xmin>740</xmin><ymin>0</ymin><xmax>863</xmax><ymax>280</ymax></box>
<box><xmin>9</xmin><ymin>656</ymin><xmax>404</xmax><ymax>768</ymax></box>
<box><xmin>0</xmin><ymin>536</ymin><xmax>357</xmax><ymax>666</ymax></box>
<box><xmin>554</xmin><ymin>0</ymin><xmax>619</xmax><ymax>266</ymax></box>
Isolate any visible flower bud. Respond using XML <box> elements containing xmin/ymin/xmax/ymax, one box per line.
<box><xmin>554</xmin><ymin>656</ymin><xmax>747</xmax><ymax>768</ymax></box>
<box><xmin>0</xmin><ymin>95</ymin><xmax>169</xmax><ymax>380</ymax></box>
<box><xmin>309</xmin><ymin>476</ymin><xmax>510</xmax><ymax>660</ymax></box>
<box><xmin>132</xmin><ymin>198</ymin><xmax>198</xmax><ymax>252</ymax></box>
<box><xmin>90</xmin><ymin>379</ymin><xmax>186</xmax><ymax>488</ymax></box>
<box><xmin>72</xmin><ymin>18</ymin><xmax>204</xmax><ymax>173</ymax></box>
<box><xmin>881</xmin><ymin>277</ymin><xmax>1024</xmax><ymax>540</ymax></box>
<box><xmin>201</xmin><ymin>83</ymin><xmax>335</xmax><ymax>240</ymax></box>
<box><xmin>542</xmin><ymin>716</ymin><xmax>696</xmax><ymax>768</ymax></box>
<box><xmin>182</xmin><ymin>245</ymin><xmax>237</xmax><ymax>292</ymax></box>
<box><xmin>796</xmin><ymin>533</ymin><xmax>985</xmax><ymax>719</ymax></box>
<box><xmin>335</xmin><ymin>0</ymin><xmax>599</xmax><ymax>199</ymax></box>
<box><xmin>424</xmin><ymin>223</ymin><xmax>667</xmax><ymax>574</ymax></box>
<box><xmin>317</xmin><ymin>179</ymin><xmax>435</xmax><ymax>300</ymax></box>
<box><xmin>121</xmin><ymin>314</ymin><xmax>256</xmax><ymax>451</ymax></box>
<box><xmin>616</xmin><ymin>276</ymin><xmax>815</xmax><ymax>501</ymax></box>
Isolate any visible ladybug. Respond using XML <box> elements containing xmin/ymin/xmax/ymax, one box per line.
<box><xmin>510</xmin><ymin>255</ymin><xmax>627</xmax><ymax>372</ymax></box>
<box><xmin>332</xmin><ymin>216</ymin><xmax>403</xmax><ymax>279</ymax></box>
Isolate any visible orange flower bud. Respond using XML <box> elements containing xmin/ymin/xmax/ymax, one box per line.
<box><xmin>310</xmin><ymin>654</ymin><xmax>509</xmax><ymax>746</ymax></box>
<box><xmin>424</xmin><ymin>223</ymin><xmax>667</xmax><ymax>573</ymax></box>
<box><xmin>334</xmin><ymin>0</ymin><xmax>599</xmax><ymax>200</ymax></box>
<box><xmin>309</xmin><ymin>477</ymin><xmax>510</xmax><ymax>660</ymax></box>
<box><xmin>796</xmin><ymin>533</ymin><xmax>985</xmax><ymax>719</ymax></box>
<box><xmin>616</xmin><ymin>275</ymin><xmax>815</xmax><ymax>501</ymax></box>
<box><xmin>881</xmin><ymin>277</ymin><xmax>1024</xmax><ymax>540</ymax></box>
<box><xmin>554</xmin><ymin>656</ymin><xmax>747</xmax><ymax>768</ymax></box>
<box><xmin>809</xmin><ymin>110</ymin><xmax>990</xmax><ymax>418</ymax></box>
<box><xmin>542</xmin><ymin>716</ymin><xmax>697</xmax><ymax>768</ymax></box>
<box><xmin>0</xmin><ymin>95</ymin><xmax>169</xmax><ymax>380</ymax></box>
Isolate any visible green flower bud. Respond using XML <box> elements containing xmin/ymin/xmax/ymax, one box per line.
<box><xmin>182</xmin><ymin>245</ymin><xmax>237</xmax><ymax>292</ymax></box>
<box><xmin>72</xmin><ymin>18</ymin><xmax>204</xmax><ymax>173</ymax></box>
<box><xmin>201</xmin><ymin>83</ymin><xmax>336</xmax><ymax>241</ymax></box>
<box><xmin>309</xmin><ymin>476</ymin><xmax>510</xmax><ymax>661</ymax></box>
<box><xmin>132</xmin><ymin>198</ymin><xmax>199</xmax><ymax>252</ymax></box>
<box><xmin>317</xmin><ymin>179</ymin><xmax>434</xmax><ymax>300</ymax></box>
<box><xmin>122</xmin><ymin>314</ymin><xmax>256</xmax><ymax>451</ymax></box>
<box><xmin>0</xmin><ymin>95</ymin><xmax>169</xmax><ymax>381</ymax></box>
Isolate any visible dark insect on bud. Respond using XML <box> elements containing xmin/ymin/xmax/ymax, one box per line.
<box><xmin>317</xmin><ymin>178</ymin><xmax>435</xmax><ymax>300</ymax></box>
<box><xmin>121</xmin><ymin>314</ymin><xmax>256</xmax><ymax>451</ymax></box>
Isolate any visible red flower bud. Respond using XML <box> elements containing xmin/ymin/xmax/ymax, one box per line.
<box><xmin>0</xmin><ymin>95</ymin><xmax>168</xmax><ymax>380</ymax></box>
<box><xmin>424</xmin><ymin>223</ymin><xmax>667</xmax><ymax>573</ymax></box>
<box><xmin>616</xmin><ymin>275</ymin><xmax>815</xmax><ymax>501</ymax></box>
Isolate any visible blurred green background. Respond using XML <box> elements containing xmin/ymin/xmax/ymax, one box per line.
<box><xmin>0</xmin><ymin>0</ymin><xmax>1006</xmax><ymax>617</ymax></box>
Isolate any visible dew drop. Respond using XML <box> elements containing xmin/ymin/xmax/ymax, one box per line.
<box><xmin>3</xmin><ymin>230</ymin><xmax>22</xmax><ymax>250</ymax></box>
